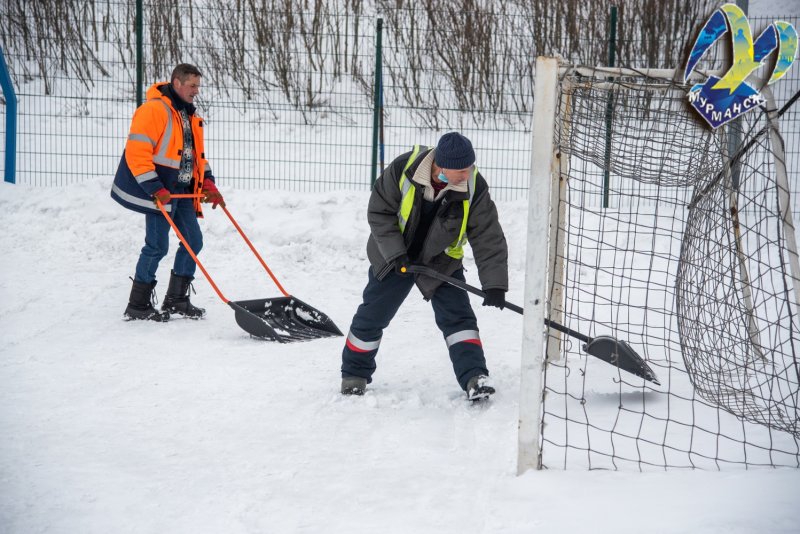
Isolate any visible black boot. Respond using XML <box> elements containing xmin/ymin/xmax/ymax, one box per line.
<box><xmin>162</xmin><ymin>270</ymin><xmax>206</xmax><ymax>319</ymax></box>
<box><xmin>124</xmin><ymin>279</ymin><xmax>170</xmax><ymax>322</ymax></box>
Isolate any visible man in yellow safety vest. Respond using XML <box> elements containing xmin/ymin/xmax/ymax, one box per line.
<box><xmin>341</xmin><ymin>132</ymin><xmax>509</xmax><ymax>400</ymax></box>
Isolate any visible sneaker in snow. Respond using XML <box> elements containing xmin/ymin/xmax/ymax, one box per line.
<box><xmin>341</xmin><ymin>376</ymin><xmax>367</xmax><ymax>396</ymax></box>
<box><xmin>466</xmin><ymin>375</ymin><xmax>495</xmax><ymax>401</ymax></box>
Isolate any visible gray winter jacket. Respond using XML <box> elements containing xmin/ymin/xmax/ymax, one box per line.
<box><xmin>366</xmin><ymin>147</ymin><xmax>508</xmax><ymax>298</ymax></box>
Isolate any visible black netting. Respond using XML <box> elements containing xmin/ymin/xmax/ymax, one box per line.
<box><xmin>540</xmin><ymin>67</ymin><xmax>800</xmax><ymax>470</ymax></box>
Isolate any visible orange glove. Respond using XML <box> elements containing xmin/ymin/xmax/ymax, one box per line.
<box><xmin>202</xmin><ymin>180</ymin><xmax>225</xmax><ymax>209</ymax></box>
<box><xmin>153</xmin><ymin>188</ymin><xmax>171</xmax><ymax>206</ymax></box>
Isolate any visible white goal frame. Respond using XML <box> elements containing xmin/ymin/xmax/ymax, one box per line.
<box><xmin>516</xmin><ymin>59</ymin><xmax>800</xmax><ymax>474</ymax></box>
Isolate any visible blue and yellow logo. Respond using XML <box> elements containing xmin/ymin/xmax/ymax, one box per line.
<box><xmin>684</xmin><ymin>3</ymin><xmax>797</xmax><ymax>128</ymax></box>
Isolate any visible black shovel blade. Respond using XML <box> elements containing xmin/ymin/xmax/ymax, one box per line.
<box><xmin>583</xmin><ymin>335</ymin><xmax>661</xmax><ymax>385</ymax></box>
<box><xmin>229</xmin><ymin>297</ymin><xmax>343</xmax><ymax>343</ymax></box>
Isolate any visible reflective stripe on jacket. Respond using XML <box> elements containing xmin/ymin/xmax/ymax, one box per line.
<box><xmin>111</xmin><ymin>82</ymin><xmax>214</xmax><ymax>216</ymax></box>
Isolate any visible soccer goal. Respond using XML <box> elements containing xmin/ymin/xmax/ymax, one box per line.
<box><xmin>518</xmin><ymin>57</ymin><xmax>800</xmax><ymax>472</ymax></box>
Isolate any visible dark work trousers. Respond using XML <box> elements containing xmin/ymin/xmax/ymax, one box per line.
<box><xmin>341</xmin><ymin>267</ymin><xmax>488</xmax><ymax>391</ymax></box>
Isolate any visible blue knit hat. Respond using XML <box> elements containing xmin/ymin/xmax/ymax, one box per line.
<box><xmin>435</xmin><ymin>132</ymin><xmax>475</xmax><ymax>170</ymax></box>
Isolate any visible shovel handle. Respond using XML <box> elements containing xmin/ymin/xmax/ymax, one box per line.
<box><xmin>167</xmin><ymin>193</ymin><xmax>204</xmax><ymax>199</ymax></box>
<box><xmin>402</xmin><ymin>264</ymin><xmax>591</xmax><ymax>344</ymax></box>
<box><xmin>164</xmin><ymin>193</ymin><xmax>290</xmax><ymax>298</ymax></box>
<box><xmin>219</xmin><ymin>205</ymin><xmax>290</xmax><ymax>298</ymax></box>
<box><xmin>155</xmin><ymin>198</ymin><xmax>230</xmax><ymax>304</ymax></box>
<box><xmin>403</xmin><ymin>265</ymin><xmax>524</xmax><ymax>314</ymax></box>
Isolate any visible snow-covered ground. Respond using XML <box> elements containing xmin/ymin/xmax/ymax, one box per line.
<box><xmin>2</xmin><ymin>0</ymin><xmax>800</xmax><ymax>530</ymax></box>
<box><xmin>0</xmin><ymin>181</ymin><xmax>798</xmax><ymax>533</ymax></box>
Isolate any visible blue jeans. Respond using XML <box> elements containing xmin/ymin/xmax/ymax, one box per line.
<box><xmin>134</xmin><ymin>198</ymin><xmax>203</xmax><ymax>283</ymax></box>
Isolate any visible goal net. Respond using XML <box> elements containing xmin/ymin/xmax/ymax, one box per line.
<box><xmin>519</xmin><ymin>59</ymin><xmax>800</xmax><ymax>471</ymax></box>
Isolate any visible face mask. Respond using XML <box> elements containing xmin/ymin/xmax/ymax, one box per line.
<box><xmin>438</xmin><ymin>172</ymin><xmax>449</xmax><ymax>184</ymax></box>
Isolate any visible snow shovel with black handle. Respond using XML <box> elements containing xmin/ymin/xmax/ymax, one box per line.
<box><xmin>156</xmin><ymin>194</ymin><xmax>343</xmax><ymax>343</ymax></box>
<box><xmin>402</xmin><ymin>265</ymin><xmax>659</xmax><ymax>385</ymax></box>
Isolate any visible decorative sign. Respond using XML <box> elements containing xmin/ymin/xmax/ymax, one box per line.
<box><xmin>684</xmin><ymin>3</ymin><xmax>797</xmax><ymax>128</ymax></box>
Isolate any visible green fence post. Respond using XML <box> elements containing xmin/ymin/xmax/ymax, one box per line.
<box><xmin>371</xmin><ymin>17</ymin><xmax>383</xmax><ymax>188</ymax></box>
<box><xmin>379</xmin><ymin>53</ymin><xmax>385</xmax><ymax>176</ymax></box>
<box><xmin>0</xmin><ymin>46</ymin><xmax>17</xmax><ymax>184</ymax></box>
<box><xmin>602</xmin><ymin>5</ymin><xmax>617</xmax><ymax>208</ymax></box>
<box><xmin>136</xmin><ymin>0</ymin><xmax>144</xmax><ymax>106</ymax></box>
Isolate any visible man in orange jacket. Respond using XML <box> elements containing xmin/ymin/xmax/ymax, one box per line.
<box><xmin>111</xmin><ymin>64</ymin><xmax>225</xmax><ymax>322</ymax></box>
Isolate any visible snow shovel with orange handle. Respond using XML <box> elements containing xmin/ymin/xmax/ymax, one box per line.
<box><xmin>402</xmin><ymin>264</ymin><xmax>659</xmax><ymax>385</ymax></box>
<box><xmin>156</xmin><ymin>194</ymin><xmax>343</xmax><ymax>343</ymax></box>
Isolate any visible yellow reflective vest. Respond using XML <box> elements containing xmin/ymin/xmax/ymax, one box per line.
<box><xmin>397</xmin><ymin>145</ymin><xmax>478</xmax><ymax>259</ymax></box>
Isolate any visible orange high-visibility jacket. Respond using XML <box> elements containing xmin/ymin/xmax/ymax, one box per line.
<box><xmin>111</xmin><ymin>82</ymin><xmax>214</xmax><ymax>216</ymax></box>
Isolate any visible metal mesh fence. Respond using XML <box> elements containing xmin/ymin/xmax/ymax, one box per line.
<box><xmin>0</xmin><ymin>0</ymin><xmax>378</xmax><ymax>190</ymax></box>
<box><xmin>0</xmin><ymin>2</ymin><xmax>798</xmax><ymax>207</ymax></box>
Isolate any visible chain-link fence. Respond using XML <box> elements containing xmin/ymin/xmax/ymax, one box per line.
<box><xmin>0</xmin><ymin>1</ymin><xmax>798</xmax><ymax>205</ymax></box>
